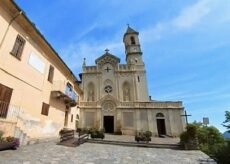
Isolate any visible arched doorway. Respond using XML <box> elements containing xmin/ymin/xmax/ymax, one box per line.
<box><xmin>102</xmin><ymin>101</ymin><xmax>115</xmax><ymax>133</ymax></box>
<box><xmin>156</xmin><ymin>113</ymin><xmax>166</xmax><ymax>136</ymax></box>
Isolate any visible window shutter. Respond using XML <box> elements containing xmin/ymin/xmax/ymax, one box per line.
<box><xmin>48</xmin><ymin>65</ymin><xmax>54</xmax><ymax>83</ymax></box>
<box><xmin>41</xmin><ymin>102</ymin><xmax>49</xmax><ymax>116</ymax></box>
<box><xmin>11</xmin><ymin>35</ymin><xmax>25</xmax><ymax>60</ymax></box>
<box><xmin>0</xmin><ymin>84</ymin><xmax>13</xmax><ymax>118</ymax></box>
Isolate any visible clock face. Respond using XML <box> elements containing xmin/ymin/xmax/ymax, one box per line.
<box><xmin>131</xmin><ymin>47</ymin><xmax>137</xmax><ymax>52</ymax></box>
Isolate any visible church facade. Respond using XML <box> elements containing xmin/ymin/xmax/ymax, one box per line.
<box><xmin>79</xmin><ymin>26</ymin><xmax>185</xmax><ymax>136</ymax></box>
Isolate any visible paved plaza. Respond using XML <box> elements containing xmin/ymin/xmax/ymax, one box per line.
<box><xmin>0</xmin><ymin>140</ymin><xmax>215</xmax><ymax>164</ymax></box>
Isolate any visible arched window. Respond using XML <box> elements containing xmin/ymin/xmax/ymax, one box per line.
<box><xmin>122</xmin><ymin>82</ymin><xmax>131</xmax><ymax>101</ymax></box>
<box><xmin>130</xmin><ymin>36</ymin><xmax>136</xmax><ymax>45</ymax></box>
<box><xmin>87</xmin><ymin>82</ymin><xmax>95</xmax><ymax>101</ymax></box>
<box><xmin>156</xmin><ymin>113</ymin><xmax>164</xmax><ymax>118</ymax></box>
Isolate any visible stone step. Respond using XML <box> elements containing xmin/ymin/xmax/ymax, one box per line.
<box><xmin>87</xmin><ymin>139</ymin><xmax>183</xmax><ymax>149</ymax></box>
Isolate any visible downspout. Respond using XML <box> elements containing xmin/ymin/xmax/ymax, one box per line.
<box><xmin>0</xmin><ymin>10</ymin><xmax>23</xmax><ymax>49</ymax></box>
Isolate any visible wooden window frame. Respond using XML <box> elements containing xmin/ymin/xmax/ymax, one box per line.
<box><xmin>10</xmin><ymin>34</ymin><xmax>26</xmax><ymax>60</ymax></box>
<box><xmin>41</xmin><ymin>102</ymin><xmax>49</xmax><ymax>116</ymax></box>
<box><xmin>48</xmin><ymin>65</ymin><xmax>54</xmax><ymax>83</ymax></box>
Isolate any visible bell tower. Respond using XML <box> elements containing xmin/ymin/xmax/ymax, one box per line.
<box><xmin>123</xmin><ymin>26</ymin><xmax>149</xmax><ymax>101</ymax></box>
<box><xmin>123</xmin><ymin>25</ymin><xmax>143</xmax><ymax>65</ymax></box>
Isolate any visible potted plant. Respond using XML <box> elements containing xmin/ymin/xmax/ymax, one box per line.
<box><xmin>0</xmin><ymin>131</ymin><xmax>20</xmax><ymax>151</ymax></box>
<box><xmin>90</xmin><ymin>129</ymin><xmax>104</xmax><ymax>139</ymax></box>
<box><xmin>135</xmin><ymin>131</ymin><xmax>152</xmax><ymax>143</ymax></box>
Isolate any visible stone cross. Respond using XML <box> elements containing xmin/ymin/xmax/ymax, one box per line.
<box><xmin>105</xmin><ymin>48</ymin><xmax>109</xmax><ymax>53</ymax></box>
<box><xmin>105</xmin><ymin>66</ymin><xmax>111</xmax><ymax>72</ymax></box>
<box><xmin>181</xmin><ymin>110</ymin><xmax>191</xmax><ymax>125</ymax></box>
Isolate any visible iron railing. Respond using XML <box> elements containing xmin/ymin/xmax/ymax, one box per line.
<box><xmin>0</xmin><ymin>100</ymin><xmax>20</xmax><ymax>121</ymax></box>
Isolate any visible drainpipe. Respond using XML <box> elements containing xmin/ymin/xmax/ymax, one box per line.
<box><xmin>0</xmin><ymin>10</ymin><xmax>23</xmax><ymax>49</ymax></box>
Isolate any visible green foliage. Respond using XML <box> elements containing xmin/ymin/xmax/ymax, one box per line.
<box><xmin>180</xmin><ymin>124</ymin><xmax>197</xmax><ymax>143</ymax></box>
<box><xmin>213</xmin><ymin>141</ymin><xmax>230</xmax><ymax>164</ymax></box>
<box><xmin>197</xmin><ymin>126</ymin><xmax>224</xmax><ymax>146</ymax></box>
<box><xmin>90</xmin><ymin>129</ymin><xmax>104</xmax><ymax>139</ymax></box>
<box><xmin>186</xmin><ymin>124</ymin><xmax>197</xmax><ymax>139</ymax></box>
<box><xmin>180</xmin><ymin>131</ymin><xmax>189</xmax><ymax>143</ymax></box>
<box><xmin>185</xmin><ymin>122</ymin><xmax>227</xmax><ymax>162</ymax></box>
<box><xmin>222</xmin><ymin>111</ymin><xmax>230</xmax><ymax>131</ymax></box>
<box><xmin>135</xmin><ymin>131</ymin><xmax>152</xmax><ymax>142</ymax></box>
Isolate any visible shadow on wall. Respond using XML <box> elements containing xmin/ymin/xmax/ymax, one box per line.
<box><xmin>49</xmin><ymin>93</ymin><xmax>66</xmax><ymax>113</ymax></box>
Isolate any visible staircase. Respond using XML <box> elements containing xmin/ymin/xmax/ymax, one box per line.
<box><xmin>88</xmin><ymin>139</ymin><xmax>183</xmax><ymax>149</ymax></box>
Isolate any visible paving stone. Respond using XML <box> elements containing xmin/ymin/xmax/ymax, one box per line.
<box><xmin>0</xmin><ymin>141</ymin><xmax>215</xmax><ymax>164</ymax></box>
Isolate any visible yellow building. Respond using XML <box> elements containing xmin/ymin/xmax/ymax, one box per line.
<box><xmin>0</xmin><ymin>0</ymin><xmax>82</xmax><ymax>145</ymax></box>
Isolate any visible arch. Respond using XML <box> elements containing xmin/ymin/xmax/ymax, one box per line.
<box><xmin>122</xmin><ymin>81</ymin><xmax>131</xmax><ymax>101</ymax></box>
<box><xmin>130</xmin><ymin>36</ymin><xmax>136</xmax><ymax>45</ymax></box>
<box><xmin>156</xmin><ymin>113</ymin><xmax>164</xmax><ymax>117</ymax></box>
<box><xmin>102</xmin><ymin>100</ymin><xmax>115</xmax><ymax>113</ymax></box>
<box><xmin>87</xmin><ymin>82</ymin><xmax>95</xmax><ymax>101</ymax></box>
<box><xmin>104</xmin><ymin>79</ymin><xmax>113</xmax><ymax>86</ymax></box>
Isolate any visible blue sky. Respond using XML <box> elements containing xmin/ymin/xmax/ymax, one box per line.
<box><xmin>15</xmin><ymin>0</ymin><xmax>230</xmax><ymax>132</ymax></box>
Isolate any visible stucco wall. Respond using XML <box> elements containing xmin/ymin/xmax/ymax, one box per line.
<box><xmin>0</xmin><ymin>4</ymin><xmax>80</xmax><ymax>140</ymax></box>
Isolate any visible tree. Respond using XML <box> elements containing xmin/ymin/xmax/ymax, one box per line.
<box><xmin>222</xmin><ymin>111</ymin><xmax>230</xmax><ymax>131</ymax></box>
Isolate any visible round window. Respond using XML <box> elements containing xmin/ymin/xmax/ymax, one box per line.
<box><xmin>104</xmin><ymin>85</ymin><xmax>112</xmax><ymax>93</ymax></box>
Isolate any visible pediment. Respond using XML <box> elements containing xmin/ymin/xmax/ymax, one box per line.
<box><xmin>98</xmin><ymin>94</ymin><xmax>120</xmax><ymax>106</ymax></box>
<box><xmin>95</xmin><ymin>52</ymin><xmax>120</xmax><ymax>67</ymax></box>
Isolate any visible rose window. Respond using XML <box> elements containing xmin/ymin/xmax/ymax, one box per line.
<box><xmin>104</xmin><ymin>85</ymin><xmax>112</xmax><ymax>93</ymax></box>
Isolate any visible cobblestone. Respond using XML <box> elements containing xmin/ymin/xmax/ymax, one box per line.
<box><xmin>0</xmin><ymin>141</ymin><xmax>215</xmax><ymax>164</ymax></box>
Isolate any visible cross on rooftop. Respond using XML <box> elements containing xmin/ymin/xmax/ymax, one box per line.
<box><xmin>105</xmin><ymin>48</ymin><xmax>109</xmax><ymax>53</ymax></box>
<box><xmin>105</xmin><ymin>66</ymin><xmax>111</xmax><ymax>73</ymax></box>
<box><xmin>181</xmin><ymin>110</ymin><xmax>192</xmax><ymax>126</ymax></box>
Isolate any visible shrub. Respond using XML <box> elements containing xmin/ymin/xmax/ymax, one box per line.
<box><xmin>90</xmin><ymin>129</ymin><xmax>104</xmax><ymax>139</ymax></box>
<box><xmin>135</xmin><ymin>131</ymin><xmax>152</xmax><ymax>142</ymax></box>
<box><xmin>186</xmin><ymin>124</ymin><xmax>197</xmax><ymax>139</ymax></box>
<box><xmin>180</xmin><ymin>131</ymin><xmax>189</xmax><ymax>143</ymax></box>
<box><xmin>213</xmin><ymin>141</ymin><xmax>230</xmax><ymax>164</ymax></box>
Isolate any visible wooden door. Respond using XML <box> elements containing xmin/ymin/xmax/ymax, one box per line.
<box><xmin>0</xmin><ymin>83</ymin><xmax>13</xmax><ymax>118</ymax></box>
<box><xmin>157</xmin><ymin>119</ymin><xmax>166</xmax><ymax>136</ymax></box>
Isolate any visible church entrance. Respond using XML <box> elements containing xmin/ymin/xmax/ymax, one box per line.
<box><xmin>103</xmin><ymin>116</ymin><xmax>114</xmax><ymax>133</ymax></box>
<box><xmin>156</xmin><ymin>113</ymin><xmax>166</xmax><ymax>136</ymax></box>
<box><xmin>156</xmin><ymin>119</ymin><xmax>166</xmax><ymax>136</ymax></box>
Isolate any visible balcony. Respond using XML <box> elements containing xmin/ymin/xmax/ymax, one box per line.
<box><xmin>51</xmin><ymin>81</ymin><xmax>78</xmax><ymax>107</ymax></box>
<box><xmin>0</xmin><ymin>100</ymin><xmax>20</xmax><ymax>121</ymax></box>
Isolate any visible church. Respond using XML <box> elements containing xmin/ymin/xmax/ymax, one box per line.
<box><xmin>79</xmin><ymin>26</ymin><xmax>185</xmax><ymax>136</ymax></box>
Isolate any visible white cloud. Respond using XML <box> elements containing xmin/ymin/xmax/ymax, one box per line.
<box><xmin>141</xmin><ymin>0</ymin><xmax>230</xmax><ymax>43</ymax></box>
<box><xmin>172</xmin><ymin>0</ymin><xmax>211</xmax><ymax>29</ymax></box>
<box><xmin>60</xmin><ymin>40</ymin><xmax>123</xmax><ymax>74</ymax></box>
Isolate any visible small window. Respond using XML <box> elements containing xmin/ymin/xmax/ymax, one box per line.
<box><xmin>130</xmin><ymin>36</ymin><xmax>135</xmax><ymax>45</ymax></box>
<box><xmin>11</xmin><ymin>34</ymin><xmax>26</xmax><ymax>60</ymax></box>
<box><xmin>71</xmin><ymin>114</ymin><xmax>73</xmax><ymax>122</ymax></box>
<box><xmin>41</xmin><ymin>102</ymin><xmax>49</xmax><ymax>116</ymax></box>
<box><xmin>48</xmin><ymin>65</ymin><xmax>54</xmax><ymax>83</ymax></box>
<box><xmin>137</xmin><ymin>76</ymin><xmax>140</xmax><ymax>82</ymax></box>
